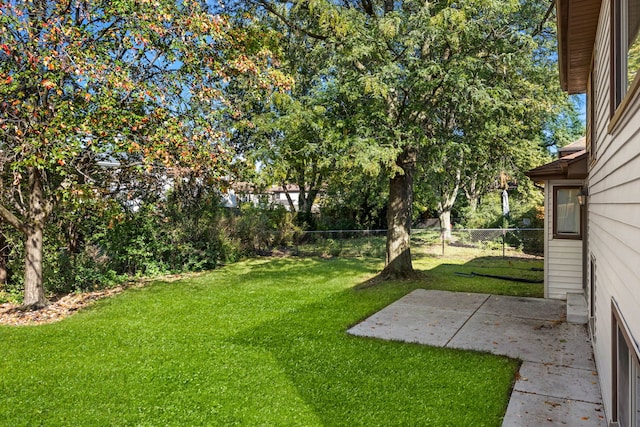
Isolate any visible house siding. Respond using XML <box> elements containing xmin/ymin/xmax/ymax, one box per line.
<box><xmin>544</xmin><ymin>180</ymin><xmax>584</xmax><ymax>300</ymax></box>
<box><xmin>588</xmin><ymin>0</ymin><xmax>640</xmax><ymax>419</ymax></box>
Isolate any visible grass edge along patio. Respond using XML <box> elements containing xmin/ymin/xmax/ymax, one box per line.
<box><xmin>0</xmin><ymin>255</ymin><xmax>544</xmax><ymax>426</ymax></box>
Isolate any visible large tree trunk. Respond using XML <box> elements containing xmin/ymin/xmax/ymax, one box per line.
<box><xmin>437</xmin><ymin>166</ymin><xmax>461</xmax><ymax>241</ymax></box>
<box><xmin>0</xmin><ymin>169</ymin><xmax>49</xmax><ymax>308</ymax></box>
<box><xmin>437</xmin><ymin>190</ymin><xmax>457</xmax><ymax>241</ymax></box>
<box><xmin>464</xmin><ymin>174</ymin><xmax>480</xmax><ymax>212</ymax></box>
<box><xmin>439</xmin><ymin>210</ymin><xmax>452</xmax><ymax>241</ymax></box>
<box><xmin>22</xmin><ymin>168</ymin><xmax>48</xmax><ymax>310</ymax></box>
<box><xmin>297</xmin><ymin>188</ymin><xmax>318</xmax><ymax>229</ymax></box>
<box><xmin>381</xmin><ymin>146</ymin><xmax>416</xmax><ymax>279</ymax></box>
<box><xmin>23</xmin><ymin>223</ymin><xmax>46</xmax><ymax>309</ymax></box>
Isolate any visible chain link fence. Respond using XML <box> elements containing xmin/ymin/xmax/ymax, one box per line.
<box><xmin>276</xmin><ymin>228</ymin><xmax>543</xmax><ymax>259</ymax></box>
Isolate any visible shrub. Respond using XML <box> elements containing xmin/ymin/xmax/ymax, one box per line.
<box><xmin>226</xmin><ymin>203</ymin><xmax>301</xmax><ymax>254</ymax></box>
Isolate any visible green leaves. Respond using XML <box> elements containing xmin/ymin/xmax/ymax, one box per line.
<box><xmin>0</xmin><ymin>0</ymin><xmax>291</xmax><ymax>301</ymax></box>
<box><xmin>244</xmin><ymin>0</ymin><xmax>571</xmax><ymax>222</ymax></box>
<box><xmin>0</xmin><ymin>0</ymin><xmax>284</xmax><ymax>208</ymax></box>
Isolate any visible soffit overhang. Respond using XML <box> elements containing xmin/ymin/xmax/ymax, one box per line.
<box><xmin>525</xmin><ymin>150</ymin><xmax>588</xmax><ymax>183</ymax></box>
<box><xmin>557</xmin><ymin>0</ymin><xmax>602</xmax><ymax>94</ymax></box>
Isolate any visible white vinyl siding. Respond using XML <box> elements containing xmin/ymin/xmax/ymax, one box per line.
<box><xmin>588</xmin><ymin>0</ymin><xmax>640</xmax><ymax>420</ymax></box>
<box><xmin>545</xmin><ymin>180</ymin><xmax>584</xmax><ymax>299</ymax></box>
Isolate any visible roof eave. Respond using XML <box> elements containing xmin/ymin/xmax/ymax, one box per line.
<box><xmin>525</xmin><ymin>150</ymin><xmax>588</xmax><ymax>183</ymax></box>
<box><xmin>556</xmin><ymin>0</ymin><xmax>602</xmax><ymax>94</ymax></box>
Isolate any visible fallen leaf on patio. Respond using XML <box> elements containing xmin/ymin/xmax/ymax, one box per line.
<box><xmin>581</xmin><ymin>417</ymin><xmax>590</xmax><ymax>420</ymax></box>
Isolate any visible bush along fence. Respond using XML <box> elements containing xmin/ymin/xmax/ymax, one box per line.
<box><xmin>284</xmin><ymin>228</ymin><xmax>544</xmax><ymax>259</ymax></box>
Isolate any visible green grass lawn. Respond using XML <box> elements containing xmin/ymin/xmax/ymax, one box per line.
<box><xmin>0</xmin><ymin>255</ymin><xmax>542</xmax><ymax>426</ymax></box>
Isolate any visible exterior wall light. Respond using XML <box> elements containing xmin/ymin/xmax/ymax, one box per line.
<box><xmin>577</xmin><ymin>187</ymin><xmax>589</xmax><ymax>206</ymax></box>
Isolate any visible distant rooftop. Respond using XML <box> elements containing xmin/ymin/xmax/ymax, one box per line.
<box><xmin>558</xmin><ymin>137</ymin><xmax>586</xmax><ymax>158</ymax></box>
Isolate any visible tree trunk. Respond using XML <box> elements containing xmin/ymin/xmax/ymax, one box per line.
<box><xmin>464</xmin><ymin>175</ymin><xmax>479</xmax><ymax>212</ymax></box>
<box><xmin>437</xmin><ymin>166</ymin><xmax>461</xmax><ymax>242</ymax></box>
<box><xmin>282</xmin><ymin>183</ymin><xmax>297</xmax><ymax>212</ymax></box>
<box><xmin>467</xmin><ymin>196</ymin><xmax>479</xmax><ymax>212</ymax></box>
<box><xmin>297</xmin><ymin>188</ymin><xmax>318</xmax><ymax>229</ymax></box>
<box><xmin>22</xmin><ymin>168</ymin><xmax>48</xmax><ymax>310</ymax></box>
<box><xmin>382</xmin><ymin>146</ymin><xmax>416</xmax><ymax>279</ymax></box>
<box><xmin>23</xmin><ymin>223</ymin><xmax>46</xmax><ymax>309</ymax></box>
<box><xmin>439</xmin><ymin>210</ymin><xmax>452</xmax><ymax>241</ymax></box>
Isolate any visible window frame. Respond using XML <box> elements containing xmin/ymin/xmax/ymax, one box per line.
<box><xmin>553</xmin><ymin>186</ymin><xmax>583</xmax><ymax>240</ymax></box>
<box><xmin>610</xmin><ymin>0</ymin><xmax>640</xmax><ymax>131</ymax></box>
<box><xmin>611</xmin><ymin>300</ymin><xmax>640</xmax><ymax>426</ymax></box>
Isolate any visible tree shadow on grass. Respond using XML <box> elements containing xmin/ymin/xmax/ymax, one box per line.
<box><xmin>99</xmin><ymin>256</ymin><xmax>527</xmax><ymax>424</ymax></box>
<box><xmin>420</xmin><ymin>256</ymin><xmax>544</xmax><ymax>298</ymax></box>
<box><xmin>232</xmin><ymin>255</ymin><xmax>379</xmax><ymax>273</ymax></box>
<box><xmin>228</xmin><ymin>273</ymin><xmax>518</xmax><ymax>427</ymax></box>
<box><xmin>354</xmin><ymin>255</ymin><xmax>542</xmax><ymax>296</ymax></box>
<box><xmin>175</xmin><ymin>255</ymin><xmax>537</xmax><ymax>424</ymax></box>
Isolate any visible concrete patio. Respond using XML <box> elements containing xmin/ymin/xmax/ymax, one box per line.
<box><xmin>347</xmin><ymin>289</ymin><xmax>606</xmax><ymax>426</ymax></box>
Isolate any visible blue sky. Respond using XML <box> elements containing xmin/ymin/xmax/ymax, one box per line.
<box><xmin>572</xmin><ymin>93</ymin><xmax>587</xmax><ymax>124</ymax></box>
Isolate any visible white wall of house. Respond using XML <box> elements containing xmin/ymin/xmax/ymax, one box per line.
<box><xmin>587</xmin><ymin>0</ymin><xmax>640</xmax><ymax>417</ymax></box>
<box><xmin>544</xmin><ymin>179</ymin><xmax>584</xmax><ymax>299</ymax></box>
<box><xmin>273</xmin><ymin>191</ymin><xmax>299</xmax><ymax>211</ymax></box>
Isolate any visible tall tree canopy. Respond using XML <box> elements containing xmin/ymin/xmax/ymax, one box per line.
<box><xmin>0</xmin><ymin>0</ymin><xmax>286</xmax><ymax>308</ymax></box>
<box><xmin>248</xmin><ymin>0</ymin><xmax>568</xmax><ymax>278</ymax></box>
<box><xmin>231</xmin><ymin>27</ymin><xmax>341</xmax><ymax>226</ymax></box>
<box><xmin>227</xmin><ymin>18</ymin><xmax>381</xmax><ymax>227</ymax></box>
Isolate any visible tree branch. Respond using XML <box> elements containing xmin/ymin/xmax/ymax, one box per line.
<box><xmin>532</xmin><ymin>0</ymin><xmax>555</xmax><ymax>38</ymax></box>
<box><xmin>360</xmin><ymin>0</ymin><xmax>373</xmax><ymax>15</ymax></box>
<box><xmin>0</xmin><ymin>204</ymin><xmax>26</xmax><ymax>234</ymax></box>
<box><xmin>255</xmin><ymin>0</ymin><xmax>329</xmax><ymax>41</ymax></box>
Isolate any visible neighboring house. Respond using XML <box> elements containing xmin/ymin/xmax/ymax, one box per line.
<box><xmin>268</xmin><ymin>185</ymin><xmax>303</xmax><ymax>211</ymax></box>
<box><xmin>527</xmin><ymin>1</ymin><xmax>640</xmax><ymax>425</ymax></box>
<box><xmin>222</xmin><ymin>183</ymin><xmax>320</xmax><ymax>213</ymax></box>
<box><xmin>221</xmin><ymin>182</ymin><xmax>264</xmax><ymax>208</ymax></box>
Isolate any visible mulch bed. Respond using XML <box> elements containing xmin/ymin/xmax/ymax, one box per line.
<box><xmin>0</xmin><ymin>286</ymin><xmax>126</xmax><ymax>326</ymax></box>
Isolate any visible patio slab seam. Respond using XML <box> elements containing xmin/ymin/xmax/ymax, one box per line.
<box><xmin>513</xmin><ymin>361</ymin><xmax>602</xmax><ymax>405</ymax></box>
<box><xmin>513</xmin><ymin>389</ymin><xmax>601</xmax><ymax>405</ymax></box>
<box><xmin>444</xmin><ymin>293</ymin><xmax>490</xmax><ymax>348</ymax></box>
<box><xmin>346</xmin><ymin>289</ymin><xmax>605</xmax><ymax>427</ymax></box>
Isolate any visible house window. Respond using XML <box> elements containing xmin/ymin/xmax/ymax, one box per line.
<box><xmin>612</xmin><ymin>0</ymin><xmax>640</xmax><ymax>112</ymax></box>
<box><xmin>553</xmin><ymin>187</ymin><xmax>582</xmax><ymax>239</ymax></box>
<box><xmin>612</xmin><ymin>301</ymin><xmax>640</xmax><ymax>427</ymax></box>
